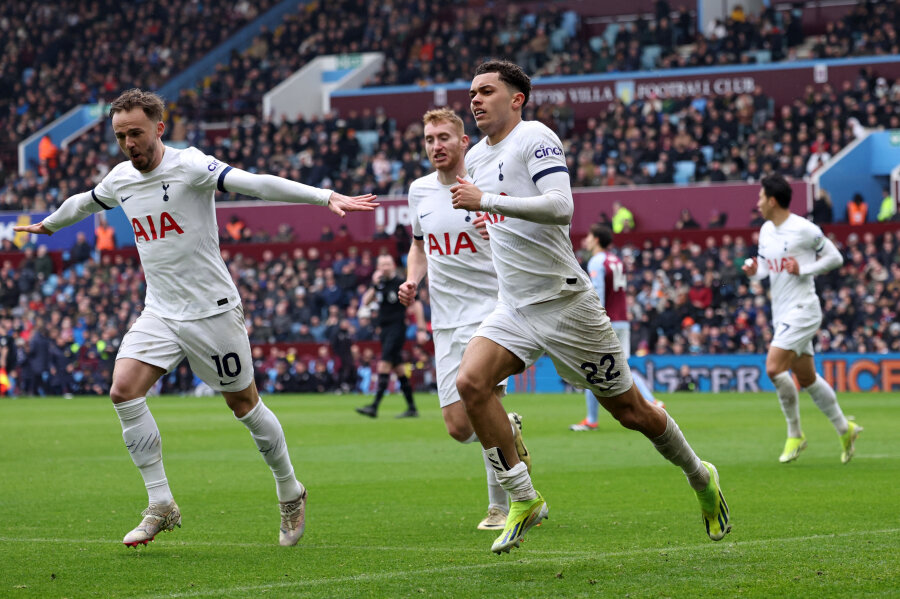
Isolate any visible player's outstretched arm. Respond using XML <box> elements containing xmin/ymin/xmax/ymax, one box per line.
<box><xmin>221</xmin><ymin>168</ymin><xmax>377</xmax><ymax>216</ymax></box>
<box><xmin>13</xmin><ymin>222</ymin><xmax>52</xmax><ymax>236</ymax></box>
<box><xmin>14</xmin><ymin>190</ymin><xmax>107</xmax><ymax>236</ymax></box>
<box><xmin>326</xmin><ymin>191</ymin><xmax>379</xmax><ymax>218</ymax></box>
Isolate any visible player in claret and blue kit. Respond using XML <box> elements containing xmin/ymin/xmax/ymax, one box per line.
<box><xmin>15</xmin><ymin>89</ymin><xmax>378</xmax><ymax>547</ymax></box>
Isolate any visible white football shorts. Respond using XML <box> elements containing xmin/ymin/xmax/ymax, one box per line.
<box><xmin>611</xmin><ymin>321</ymin><xmax>631</xmax><ymax>360</ymax></box>
<box><xmin>434</xmin><ymin>322</ymin><xmax>507</xmax><ymax>408</ymax></box>
<box><xmin>474</xmin><ymin>290</ymin><xmax>633</xmax><ymax>397</ymax></box>
<box><xmin>771</xmin><ymin>308</ymin><xmax>821</xmax><ymax>357</ymax></box>
<box><xmin>117</xmin><ymin>305</ymin><xmax>254</xmax><ymax>392</ymax></box>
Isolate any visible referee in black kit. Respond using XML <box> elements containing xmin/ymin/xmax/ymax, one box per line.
<box><xmin>356</xmin><ymin>254</ymin><xmax>419</xmax><ymax>418</ymax></box>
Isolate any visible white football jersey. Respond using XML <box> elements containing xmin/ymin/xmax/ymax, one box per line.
<box><xmin>756</xmin><ymin>213</ymin><xmax>826</xmax><ymax>321</ymax></box>
<box><xmin>409</xmin><ymin>171</ymin><xmax>498</xmax><ymax>330</ymax></box>
<box><xmin>465</xmin><ymin>120</ymin><xmax>590</xmax><ymax>308</ymax></box>
<box><xmin>91</xmin><ymin>146</ymin><xmax>239</xmax><ymax>320</ymax></box>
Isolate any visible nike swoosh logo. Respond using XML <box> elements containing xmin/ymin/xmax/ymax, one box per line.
<box><xmin>219</xmin><ymin>379</ymin><xmax>237</xmax><ymax>385</ymax></box>
<box><xmin>419</xmin><ymin>212</ymin><xmax>433</xmax><ymax>219</ymax></box>
<box><xmin>120</xmin><ymin>195</ymin><xmax>133</xmax><ymax>203</ymax></box>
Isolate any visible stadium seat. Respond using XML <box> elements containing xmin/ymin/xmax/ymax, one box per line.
<box><xmin>673</xmin><ymin>161</ymin><xmax>696</xmax><ymax>184</ymax></box>
<box><xmin>641</xmin><ymin>162</ymin><xmax>658</xmax><ymax>177</ymax></box>
<box><xmin>355</xmin><ymin>131</ymin><xmax>379</xmax><ymax>155</ymax></box>
<box><xmin>589</xmin><ymin>36</ymin><xmax>604</xmax><ymax>53</ymax></box>
<box><xmin>700</xmin><ymin>146</ymin><xmax>714</xmax><ymax>164</ymax></box>
<box><xmin>641</xmin><ymin>45</ymin><xmax>662</xmax><ymax>70</ymax></box>
<box><xmin>561</xmin><ymin>11</ymin><xmax>579</xmax><ymax>38</ymax></box>
<box><xmin>603</xmin><ymin>23</ymin><xmax>619</xmax><ymax>48</ymax></box>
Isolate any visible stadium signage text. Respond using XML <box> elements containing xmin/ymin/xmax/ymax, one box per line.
<box><xmin>508</xmin><ymin>353</ymin><xmax>900</xmax><ymax>393</ymax></box>
<box><xmin>531</xmin><ymin>77</ymin><xmax>757</xmax><ymax>106</ymax></box>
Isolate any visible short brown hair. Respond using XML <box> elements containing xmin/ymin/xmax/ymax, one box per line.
<box><xmin>474</xmin><ymin>60</ymin><xmax>531</xmax><ymax>108</ymax></box>
<box><xmin>109</xmin><ymin>88</ymin><xmax>165</xmax><ymax>122</ymax></box>
<box><xmin>422</xmin><ymin>108</ymin><xmax>465</xmax><ymax>137</ymax></box>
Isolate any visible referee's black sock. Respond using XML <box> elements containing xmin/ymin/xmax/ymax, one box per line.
<box><xmin>372</xmin><ymin>373</ymin><xmax>390</xmax><ymax>408</ymax></box>
<box><xmin>398</xmin><ymin>375</ymin><xmax>416</xmax><ymax>410</ymax></box>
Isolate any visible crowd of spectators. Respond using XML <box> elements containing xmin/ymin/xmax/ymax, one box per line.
<box><xmin>5</xmin><ymin>1</ymin><xmax>900</xmax><ymax>207</ymax></box>
<box><xmin>2</xmin><ymin>228</ymin><xmax>898</xmax><ymax>397</ymax></box>
<box><xmin>0</xmin><ymin>0</ymin><xmax>280</xmax><ymax>186</ymax></box>
<box><xmin>6</xmin><ymin>69</ymin><xmax>900</xmax><ymax>215</ymax></box>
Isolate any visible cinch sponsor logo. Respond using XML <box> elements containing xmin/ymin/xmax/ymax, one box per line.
<box><xmin>534</xmin><ymin>145</ymin><xmax>562</xmax><ymax>159</ymax></box>
<box><xmin>207</xmin><ymin>159</ymin><xmax>220</xmax><ymax>172</ymax></box>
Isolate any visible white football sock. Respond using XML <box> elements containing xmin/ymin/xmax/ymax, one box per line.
<box><xmin>651</xmin><ymin>414</ymin><xmax>708</xmax><ymax>492</ymax></box>
<box><xmin>114</xmin><ymin>397</ymin><xmax>173</xmax><ymax>505</ymax></box>
<box><xmin>492</xmin><ymin>460</ymin><xmax>537</xmax><ymax>502</ymax></box>
<box><xmin>483</xmin><ymin>451</ymin><xmax>509</xmax><ymax>512</ymax></box>
<box><xmin>805</xmin><ymin>375</ymin><xmax>848</xmax><ymax>435</ymax></box>
<box><xmin>238</xmin><ymin>399</ymin><xmax>303</xmax><ymax>502</ymax></box>
<box><xmin>773</xmin><ymin>371</ymin><xmax>802</xmax><ymax>438</ymax></box>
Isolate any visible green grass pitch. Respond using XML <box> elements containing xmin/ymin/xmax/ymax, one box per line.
<box><xmin>1</xmin><ymin>391</ymin><xmax>897</xmax><ymax>598</ymax></box>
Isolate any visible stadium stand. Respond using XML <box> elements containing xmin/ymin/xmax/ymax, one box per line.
<box><xmin>6</xmin><ymin>0</ymin><xmax>900</xmax><ymax>211</ymax></box>
<box><xmin>0</xmin><ymin>0</ymin><xmax>281</xmax><ymax>185</ymax></box>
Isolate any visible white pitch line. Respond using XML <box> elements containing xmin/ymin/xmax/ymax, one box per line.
<box><xmin>3</xmin><ymin>528</ymin><xmax>899</xmax><ymax>599</ymax></box>
<box><xmin>2</xmin><ymin>527</ymin><xmax>899</xmax><ymax>557</ymax></box>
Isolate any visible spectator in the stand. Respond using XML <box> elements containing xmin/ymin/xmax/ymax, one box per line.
<box><xmin>847</xmin><ymin>193</ymin><xmax>868</xmax><ymax>225</ymax></box>
<box><xmin>225</xmin><ymin>214</ymin><xmax>246</xmax><ymax>243</ymax></box>
<box><xmin>810</xmin><ymin>190</ymin><xmax>834</xmax><ymax>224</ymax></box>
<box><xmin>39</xmin><ymin>136</ymin><xmax>60</xmax><ymax>175</ymax></box>
<box><xmin>95</xmin><ymin>216</ymin><xmax>116</xmax><ymax>251</ymax></box>
<box><xmin>877</xmin><ymin>187</ymin><xmax>897</xmax><ymax>222</ymax></box>
<box><xmin>68</xmin><ymin>232</ymin><xmax>93</xmax><ymax>266</ymax></box>
<box><xmin>611</xmin><ymin>201</ymin><xmax>635</xmax><ymax>233</ymax></box>
<box><xmin>749</xmin><ymin>206</ymin><xmax>766</xmax><ymax>227</ymax></box>
<box><xmin>707</xmin><ymin>210</ymin><xmax>728</xmax><ymax>228</ymax></box>
<box><xmin>33</xmin><ymin>246</ymin><xmax>54</xmax><ymax>277</ymax></box>
<box><xmin>674</xmin><ymin>208</ymin><xmax>701</xmax><ymax>230</ymax></box>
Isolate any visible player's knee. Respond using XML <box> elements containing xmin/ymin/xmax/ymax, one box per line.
<box><xmin>797</xmin><ymin>374</ymin><xmax>816</xmax><ymax>388</ymax></box>
<box><xmin>109</xmin><ymin>381</ymin><xmax>141</xmax><ymax>404</ymax></box>
<box><xmin>447</xmin><ymin>424</ymin><xmax>473</xmax><ymax>443</ymax></box>
<box><xmin>456</xmin><ymin>370</ymin><xmax>488</xmax><ymax>403</ymax></box>
<box><xmin>766</xmin><ymin>366</ymin><xmax>786</xmax><ymax>381</ymax></box>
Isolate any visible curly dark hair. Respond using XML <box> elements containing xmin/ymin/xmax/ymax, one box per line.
<box><xmin>474</xmin><ymin>60</ymin><xmax>531</xmax><ymax>108</ymax></box>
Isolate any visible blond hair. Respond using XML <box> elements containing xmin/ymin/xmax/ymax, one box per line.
<box><xmin>109</xmin><ymin>88</ymin><xmax>166</xmax><ymax>122</ymax></box>
<box><xmin>423</xmin><ymin>108</ymin><xmax>464</xmax><ymax>137</ymax></box>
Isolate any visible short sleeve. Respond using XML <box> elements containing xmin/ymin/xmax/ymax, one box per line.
<box><xmin>807</xmin><ymin>221</ymin><xmax>826</xmax><ymax>252</ymax></box>
<box><xmin>183</xmin><ymin>147</ymin><xmax>231</xmax><ymax>191</ymax></box>
<box><xmin>92</xmin><ymin>169</ymin><xmax>120</xmax><ymax>210</ymax></box>
<box><xmin>523</xmin><ymin>124</ymin><xmax>569</xmax><ymax>186</ymax></box>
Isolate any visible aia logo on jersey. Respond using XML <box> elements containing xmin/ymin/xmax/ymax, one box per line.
<box><xmin>767</xmin><ymin>258</ymin><xmax>792</xmax><ymax>272</ymax></box>
<box><xmin>477</xmin><ymin>212</ymin><xmax>506</xmax><ymax>225</ymax></box>
<box><xmin>428</xmin><ymin>232</ymin><xmax>478</xmax><ymax>255</ymax></box>
<box><xmin>132</xmin><ymin>212</ymin><xmax>184</xmax><ymax>242</ymax></box>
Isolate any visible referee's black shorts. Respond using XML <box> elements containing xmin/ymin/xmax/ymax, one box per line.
<box><xmin>379</xmin><ymin>322</ymin><xmax>406</xmax><ymax>365</ymax></box>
